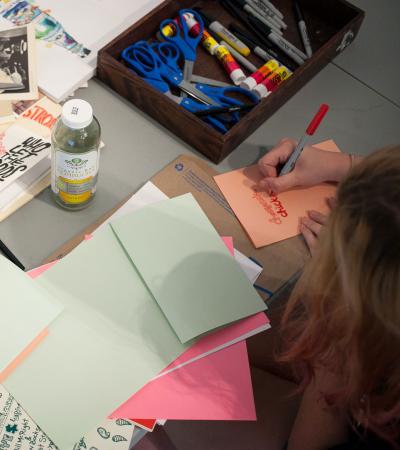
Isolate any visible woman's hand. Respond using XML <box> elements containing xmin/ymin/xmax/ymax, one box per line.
<box><xmin>300</xmin><ymin>197</ymin><xmax>336</xmax><ymax>255</ymax></box>
<box><xmin>258</xmin><ymin>138</ymin><xmax>351</xmax><ymax>194</ymax></box>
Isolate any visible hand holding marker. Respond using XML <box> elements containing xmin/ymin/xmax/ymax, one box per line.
<box><xmin>279</xmin><ymin>104</ymin><xmax>330</xmax><ymax>176</ymax></box>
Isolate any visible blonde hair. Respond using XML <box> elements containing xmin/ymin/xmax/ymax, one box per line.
<box><xmin>281</xmin><ymin>147</ymin><xmax>400</xmax><ymax>444</ymax></box>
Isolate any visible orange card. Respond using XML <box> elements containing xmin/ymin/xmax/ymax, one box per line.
<box><xmin>214</xmin><ymin>140</ymin><xmax>340</xmax><ymax>248</ymax></box>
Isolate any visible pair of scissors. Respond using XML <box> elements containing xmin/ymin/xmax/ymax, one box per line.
<box><xmin>122</xmin><ymin>41</ymin><xmax>219</xmax><ymax>106</ymax></box>
<box><xmin>159</xmin><ymin>9</ymin><xmax>204</xmax><ymax>82</ymax></box>
<box><xmin>194</xmin><ymin>83</ymin><xmax>260</xmax><ymax>123</ymax></box>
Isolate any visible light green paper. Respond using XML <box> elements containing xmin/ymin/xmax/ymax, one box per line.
<box><xmin>111</xmin><ymin>194</ymin><xmax>266</xmax><ymax>343</ymax></box>
<box><xmin>0</xmin><ymin>255</ymin><xmax>63</xmax><ymax>373</ymax></box>
<box><xmin>4</xmin><ymin>226</ymin><xmax>190</xmax><ymax>450</ymax></box>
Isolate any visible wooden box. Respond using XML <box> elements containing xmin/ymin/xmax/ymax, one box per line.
<box><xmin>97</xmin><ymin>0</ymin><xmax>364</xmax><ymax>163</ymax></box>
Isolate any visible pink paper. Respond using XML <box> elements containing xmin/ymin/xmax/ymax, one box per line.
<box><xmin>29</xmin><ymin>236</ymin><xmax>268</xmax><ymax>422</ymax></box>
<box><xmin>221</xmin><ymin>236</ymin><xmax>234</xmax><ymax>256</ymax></box>
<box><xmin>111</xmin><ymin>341</ymin><xmax>256</xmax><ymax>421</ymax></box>
<box><xmin>29</xmin><ymin>261</ymin><xmax>58</xmax><ymax>279</ymax></box>
<box><xmin>214</xmin><ymin>140</ymin><xmax>340</xmax><ymax>248</ymax></box>
<box><xmin>161</xmin><ymin>312</ymin><xmax>268</xmax><ymax>374</ymax></box>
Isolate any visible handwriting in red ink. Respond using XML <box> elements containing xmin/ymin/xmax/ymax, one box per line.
<box><xmin>252</xmin><ymin>190</ymin><xmax>288</xmax><ymax>225</ymax></box>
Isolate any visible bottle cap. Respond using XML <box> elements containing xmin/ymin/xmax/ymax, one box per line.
<box><xmin>240</xmin><ymin>76</ymin><xmax>257</xmax><ymax>90</ymax></box>
<box><xmin>231</xmin><ymin>68</ymin><xmax>246</xmax><ymax>85</ymax></box>
<box><xmin>62</xmin><ymin>99</ymin><xmax>93</xmax><ymax>129</ymax></box>
<box><xmin>253</xmin><ymin>84</ymin><xmax>270</xmax><ymax>99</ymax></box>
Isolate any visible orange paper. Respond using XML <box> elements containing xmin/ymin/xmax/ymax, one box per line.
<box><xmin>0</xmin><ymin>328</ymin><xmax>49</xmax><ymax>383</ymax></box>
<box><xmin>214</xmin><ymin>140</ymin><xmax>340</xmax><ymax>248</ymax></box>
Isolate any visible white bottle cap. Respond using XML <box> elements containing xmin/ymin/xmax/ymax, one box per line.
<box><xmin>240</xmin><ymin>76</ymin><xmax>257</xmax><ymax>90</ymax></box>
<box><xmin>253</xmin><ymin>83</ymin><xmax>270</xmax><ymax>99</ymax></box>
<box><xmin>62</xmin><ymin>99</ymin><xmax>93</xmax><ymax>129</ymax></box>
<box><xmin>231</xmin><ymin>69</ymin><xmax>246</xmax><ymax>85</ymax></box>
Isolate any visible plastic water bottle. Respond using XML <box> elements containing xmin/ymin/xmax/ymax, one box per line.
<box><xmin>51</xmin><ymin>99</ymin><xmax>101</xmax><ymax>210</ymax></box>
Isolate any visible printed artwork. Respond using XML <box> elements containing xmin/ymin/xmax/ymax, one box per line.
<box><xmin>0</xmin><ymin>26</ymin><xmax>30</xmax><ymax>93</ymax></box>
<box><xmin>0</xmin><ymin>123</ymin><xmax>50</xmax><ymax>191</ymax></box>
<box><xmin>73</xmin><ymin>420</ymin><xmax>135</xmax><ymax>450</ymax></box>
<box><xmin>1</xmin><ymin>1</ymin><xmax>90</xmax><ymax>57</ymax></box>
<box><xmin>0</xmin><ymin>384</ymin><xmax>136</xmax><ymax>450</ymax></box>
<box><xmin>0</xmin><ymin>384</ymin><xmax>57</xmax><ymax>450</ymax></box>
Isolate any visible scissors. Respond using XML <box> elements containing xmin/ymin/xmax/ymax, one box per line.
<box><xmin>159</xmin><ymin>9</ymin><xmax>204</xmax><ymax>82</ymax></box>
<box><xmin>121</xmin><ymin>41</ymin><xmax>219</xmax><ymax>106</ymax></box>
<box><xmin>194</xmin><ymin>83</ymin><xmax>259</xmax><ymax>123</ymax></box>
<box><xmin>121</xmin><ymin>42</ymin><xmax>258</xmax><ymax>132</ymax></box>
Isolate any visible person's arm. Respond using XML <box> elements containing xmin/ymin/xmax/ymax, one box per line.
<box><xmin>288</xmin><ymin>368</ymin><xmax>350</xmax><ymax>450</ymax></box>
<box><xmin>258</xmin><ymin>138</ymin><xmax>362</xmax><ymax>194</ymax></box>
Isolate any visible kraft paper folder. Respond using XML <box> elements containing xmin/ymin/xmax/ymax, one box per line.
<box><xmin>4</xmin><ymin>194</ymin><xmax>266</xmax><ymax>449</ymax></box>
<box><xmin>45</xmin><ymin>154</ymin><xmax>310</xmax><ymax>295</ymax></box>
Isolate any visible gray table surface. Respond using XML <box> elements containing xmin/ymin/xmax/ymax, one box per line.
<box><xmin>0</xmin><ymin>0</ymin><xmax>400</xmax><ymax>272</ymax></box>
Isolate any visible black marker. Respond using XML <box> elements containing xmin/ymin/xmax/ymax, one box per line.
<box><xmin>293</xmin><ymin>0</ymin><xmax>312</xmax><ymax>58</ymax></box>
<box><xmin>246</xmin><ymin>14</ymin><xmax>306</xmax><ymax>65</ymax></box>
<box><xmin>229</xmin><ymin>24</ymin><xmax>278</xmax><ymax>63</ymax></box>
<box><xmin>220</xmin><ymin>0</ymin><xmax>298</xmax><ymax>71</ymax></box>
<box><xmin>194</xmin><ymin>104</ymin><xmax>255</xmax><ymax>117</ymax></box>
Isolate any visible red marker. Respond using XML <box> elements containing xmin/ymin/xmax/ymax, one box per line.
<box><xmin>279</xmin><ymin>104</ymin><xmax>329</xmax><ymax>176</ymax></box>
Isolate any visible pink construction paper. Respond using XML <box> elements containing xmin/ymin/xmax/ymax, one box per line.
<box><xmin>221</xmin><ymin>236</ymin><xmax>234</xmax><ymax>256</ymax></box>
<box><xmin>29</xmin><ymin>236</ymin><xmax>268</xmax><ymax>422</ymax></box>
<box><xmin>28</xmin><ymin>261</ymin><xmax>58</xmax><ymax>279</ymax></box>
<box><xmin>160</xmin><ymin>311</ymin><xmax>268</xmax><ymax>373</ymax></box>
<box><xmin>112</xmin><ymin>340</ymin><xmax>256</xmax><ymax>421</ymax></box>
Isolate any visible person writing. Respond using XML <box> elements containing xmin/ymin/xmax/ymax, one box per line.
<box><xmin>258</xmin><ymin>139</ymin><xmax>399</xmax><ymax>449</ymax></box>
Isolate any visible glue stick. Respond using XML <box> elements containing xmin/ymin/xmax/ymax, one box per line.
<box><xmin>253</xmin><ymin>66</ymin><xmax>292</xmax><ymax>98</ymax></box>
<box><xmin>161</xmin><ymin>18</ymin><xmax>180</xmax><ymax>38</ymax></box>
<box><xmin>240</xmin><ymin>59</ymin><xmax>280</xmax><ymax>90</ymax></box>
<box><xmin>161</xmin><ymin>13</ymin><xmax>202</xmax><ymax>39</ymax></box>
<box><xmin>214</xmin><ymin>45</ymin><xmax>246</xmax><ymax>85</ymax></box>
<box><xmin>182</xmin><ymin>13</ymin><xmax>245</xmax><ymax>85</ymax></box>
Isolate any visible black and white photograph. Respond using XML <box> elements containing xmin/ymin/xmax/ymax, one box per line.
<box><xmin>0</xmin><ymin>23</ymin><xmax>37</xmax><ymax>100</ymax></box>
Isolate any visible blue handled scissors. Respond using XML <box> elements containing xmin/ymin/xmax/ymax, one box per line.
<box><xmin>121</xmin><ymin>46</ymin><xmax>236</xmax><ymax>132</ymax></box>
<box><xmin>121</xmin><ymin>44</ymin><xmax>175</xmax><ymax>98</ymax></box>
<box><xmin>159</xmin><ymin>9</ymin><xmax>204</xmax><ymax>82</ymax></box>
<box><xmin>122</xmin><ymin>41</ymin><xmax>219</xmax><ymax>106</ymax></box>
<box><xmin>194</xmin><ymin>83</ymin><xmax>260</xmax><ymax>123</ymax></box>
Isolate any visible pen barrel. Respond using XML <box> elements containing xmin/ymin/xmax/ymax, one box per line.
<box><xmin>306</xmin><ymin>104</ymin><xmax>329</xmax><ymax>135</ymax></box>
<box><xmin>209</xmin><ymin>22</ymin><xmax>250</xmax><ymax>56</ymax></box>
<box><xmin>279</xmin><ymin>135</ymin><xmax>309</xmax><ymax>176</ymax></box>
<box><xmin>221</xmin><ymin>41</ymin><xmax>257</xmax><ymax>72</ymax></box>
<box><xmin>268</xmin><ymin>33</ymin><xmax>305</xmax><ymax>65</ymax></box>
<box><xmin>298</xmin><ymin>21</ymin><xmax>312</xmax><ymax>58</ymax></box>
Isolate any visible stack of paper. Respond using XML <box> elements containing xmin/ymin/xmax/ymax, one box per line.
<box><xmin>0</xmin><ymin>0</ymin><xmax>164</xmax><ymax>101</ymax></box>
<box><xmin>0</xmin><ymin>95</ymin><xmax>61</xmax><ymax>221</ymax></box>
<box><xmin>3</xmin><ymin>193</ymin><xmax>267</xmax><ymax>449</ymax></box>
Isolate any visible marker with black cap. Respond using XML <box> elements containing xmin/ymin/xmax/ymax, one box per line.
<box><xmin>293</xmin><ymin>0</ymin><xmax>313</xmax><ymax>58</ymax></box>
<box><xmin>234</xmin><ymin>7</ymin><xmax>307</xmax><ymax>64</ymax></box>
<box><xmin>220</xmin><ymin>0</ymin><xmax>298</xmax><ymax>71</ymax></box>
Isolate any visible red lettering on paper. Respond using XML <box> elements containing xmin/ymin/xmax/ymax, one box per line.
<box><xmin>22</xmin><ymin>105</ymin><xmax>57</xmax><ymax>130</ymax></box>
<box><xmin>252</xmin><ymin>190</ymin><xmax>289</xmax><ymax>225</ymax></box>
